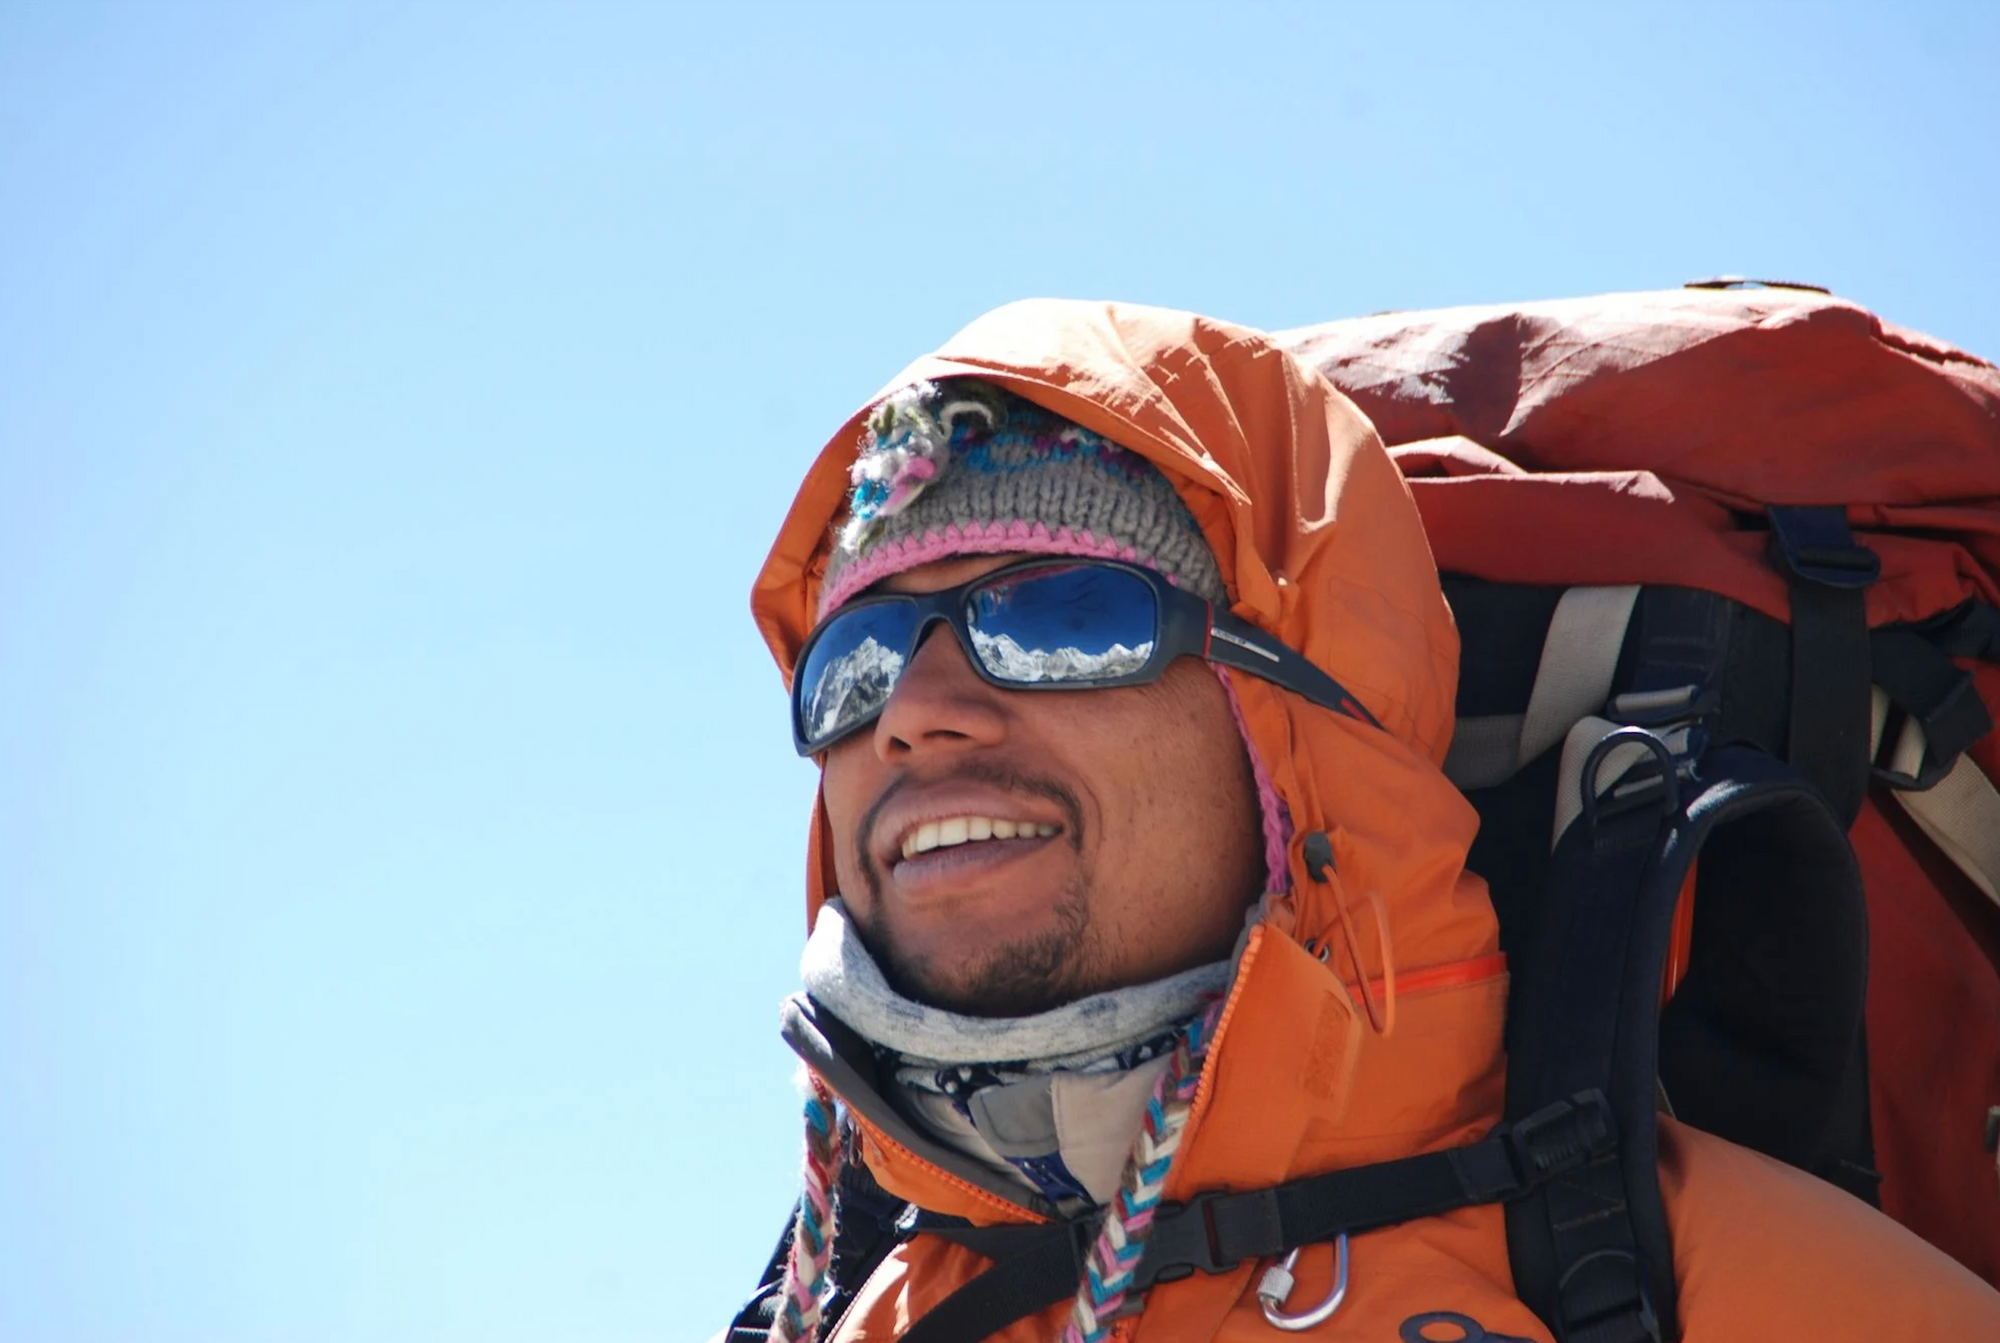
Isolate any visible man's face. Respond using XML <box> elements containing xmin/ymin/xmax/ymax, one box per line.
<box><xmin>819</xmin><ymin>553</ymin><xmax>1266</xmax><ymax>1017</ymax></box>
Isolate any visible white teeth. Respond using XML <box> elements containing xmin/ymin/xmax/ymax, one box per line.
<box><xmin>899</xmin><ymin>816</ymin><xmax>1054</xmax><ymax>860</ymax></box>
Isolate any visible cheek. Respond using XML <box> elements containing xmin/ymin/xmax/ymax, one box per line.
<box><xmin>818</xmin><ymin>744</ymin><xmax>877</xmax><ymax>893</ymax></box>
<box><xmin>1088</xmin><ymin>669</ymin><xmax>1261</xmax><ymax>842</ymax></box>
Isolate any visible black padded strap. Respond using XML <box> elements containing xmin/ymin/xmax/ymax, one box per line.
<box><xmin>1505</xmin><ymin>743</ymin><xmax>1868</xmax><ymax>1343</ymax></box>
<box><xmin>1910</xmin><ymin>598</ymin><xmax>2000</xmax><ymax>661</ymax></box>
<box><xmin>1137</xmin><ymin>1095</ymin><xmax>1613</xmax><ymax>1290</ymax></box>
<box><xmin>1504</xmin><ymin>747</ymin><xmax>1674</xmax><ymax>1343</ymax></box>
<box><xmin>1767</xmin><ymin>506</ymin><xmax>1880</xmax><ymax>827</ymax></box>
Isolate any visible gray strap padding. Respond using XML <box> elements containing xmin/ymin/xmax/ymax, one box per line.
<box><xmin>1446</xmin><ymin>585</ymin><xmax>1642</xmax><ymax>790</ymax></box>
<box><xmin>1897</xmin><ymin>761</ymin><xmax>2000</xmax><ymax>909</ymax></box>
<box><xmin>1446</xmin><ymin>713</ymin><xmax>1528</xmax><ymax>789</ymax></box>
<box><xmin>1873</xmin><ymin>690</ymin><xmax>2000</xmax><ymax>911</ymax></box>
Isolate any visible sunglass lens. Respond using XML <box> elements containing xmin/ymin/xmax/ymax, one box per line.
<box><xmin>965</xmin><ymin>565</ymin><xmax>1159</xmax><ymax>684</ymax></box>
<box><xmin>796</xmin><ymin>603</ymin><xmax>916</xmax><ymax>749</ymax></box>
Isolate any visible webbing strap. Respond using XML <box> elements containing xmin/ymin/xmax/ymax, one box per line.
<box><xmin>1137</xmin><ymin>1094</ymin><xmax>1612</xmax><ymax>1289</ymax></box>
<box><xmin>1519</xmin><ymin>588</ymin><xmax>1644</xmax><ymax>768</ymax></box>
<box><xmin>1869</xmin><ymin>628</ymin><xmax>1995</xmax><ymax>787</ymax></box>
<box><xmin>1862</xmin><ymin>675</ymin><xmax>2000</xmax><ymax>911</ymax></box>
<box><xmin>893</xmin><ymin>1095</ymin><xmax>1616</xmax><ymax>1343</ymax></box>
<box><xmin>1767</xmin><ymin>507</ymin><xmax>1880</xmax><ymax>827</ymax></box>
<box><xmin>1892</xmin><ymin>745</ymin><xmax>2000</xmax><ymax>912</ymax></box>
<box><xmin>1446</xmin><ymin>586</ymin><xmax>1641</xmax><ymax>790</ymax></box>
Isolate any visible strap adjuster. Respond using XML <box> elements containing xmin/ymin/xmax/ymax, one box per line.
<box><xmin>1505</xmin><ymin>1090</ymin><xmax>1618</xmax><ymax>1183</ymax></box>
<box><xmin>1132</xmin><ymin>1188</ymin><xmax>1282</xmax><ymax>1291</ymax></box>
<box><xmin>1767</xmin><ymin>506</ymin><xmax>1881</xmax><ymax>590</ymax></box>
<box><xmin>1556</xmin><ymin>1248</ymin><xmax>1664</xmax><ymax>1343</ymax></box>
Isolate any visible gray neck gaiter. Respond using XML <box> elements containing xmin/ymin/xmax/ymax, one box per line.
<box><xmin>800</xmin><ymin>900</ymin><xmax>1228</xmax><ymax>1208</ymax></box>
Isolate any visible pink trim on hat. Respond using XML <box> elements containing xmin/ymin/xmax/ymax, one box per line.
<box><xmin>1215</xmin><ymin>665</ymin><xmax>1292</xmax><ymax>894</ymax></box>
<box><xmin>819</xmin><ymin>522</ymin><xmax>1147</xmax><ymax>616</ymax></box>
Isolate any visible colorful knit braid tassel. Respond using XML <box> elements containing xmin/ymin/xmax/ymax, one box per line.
<box><xmin>1061</xmin><ymin>999</ymin><xmax>1225</xmax><ymax>1343</ymax></box>
<box><xmin>770</xmin><ymin>1078</ymin><xmax>843</xmax><ymax>1343</ymax></box>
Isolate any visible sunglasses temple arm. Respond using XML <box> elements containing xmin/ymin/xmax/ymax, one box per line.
<box><xmin>1208</xmin><ymin>619</ymin><xmax>1382</xmax><ymax>730</ymax></box>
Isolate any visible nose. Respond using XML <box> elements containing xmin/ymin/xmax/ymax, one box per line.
<box><xmin>872</xmin><ymin>620</ymin><xmax>1010</xmax><ymax>761</ymax></box>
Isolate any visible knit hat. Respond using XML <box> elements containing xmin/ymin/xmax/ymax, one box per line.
<box><xmin>820</xmin><ymin>379</ymin><xmax>1226</xmax><ymax>615</ymax></box>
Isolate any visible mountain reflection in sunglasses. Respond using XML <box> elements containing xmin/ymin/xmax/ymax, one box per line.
<box><xmin>792</xmin><ymin>559</ymin><xmax>1378</xmax><ymax>755</ymax></box>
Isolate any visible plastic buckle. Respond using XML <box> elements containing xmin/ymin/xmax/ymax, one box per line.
<box><xmin>1767</xmin><ymin>506</ymin><xmax>1881</xmax><ymax>590</ymax></box>
<box><xmin>1505</xmin><ymin>1090</ymin><xmax>1618</xmax><ymax>1183</ymax></box>
<box><xmin>1132</xmin><ymin>1189</ymin><xmax>1274</xmax><ymax>1290</ymax></box>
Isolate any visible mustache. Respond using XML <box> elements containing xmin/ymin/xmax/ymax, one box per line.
<box><xmin>855</xmin><ymin>760</ymin><xmax>1086</xmax><ymax>892</ymax></box>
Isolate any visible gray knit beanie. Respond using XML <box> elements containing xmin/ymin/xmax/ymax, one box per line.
<box><xmin>819</xmin><ymin>379</ymin><xmax>1225</xmax><ymax>615</ymax></box>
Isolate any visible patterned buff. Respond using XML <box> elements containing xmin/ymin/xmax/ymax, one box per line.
<box><xmin>819</xmin><ymin>378</ymin><xmax>1225</xmax><ymax>616</ymax></box>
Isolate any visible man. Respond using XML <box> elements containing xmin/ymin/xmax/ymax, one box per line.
<box><xmin>740</xmin><ymin>301</ymin><xmax>2000</xmax><ymax>1341</ymax></box>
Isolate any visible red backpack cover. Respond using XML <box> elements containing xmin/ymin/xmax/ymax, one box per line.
<box><xmin>1278</xmin><ymin>283</ymin><xmax>2000</xmax><ymax>1287</ymax></box>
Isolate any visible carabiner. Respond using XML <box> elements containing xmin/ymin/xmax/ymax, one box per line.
<box><xmin>1256</xmin><ymin>1233</ymin><xmax>1349</xmax><ymax>1331</ymax></box>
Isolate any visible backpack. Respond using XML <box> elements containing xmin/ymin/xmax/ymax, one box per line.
<box><xmin>730</xmin><ymin>284</ymin><xmax>2000</xmax><ymax>1343</ymax></box>
<box><xmin>1277</xmin><ymin>279</ymin><xmax>2000</xmax><ymax>1299</ymax></box>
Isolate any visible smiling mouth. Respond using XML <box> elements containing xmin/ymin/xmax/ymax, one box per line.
<box><xmin>898</xmin><ymin>815</ymin><xmax>1061</xmax><ymax>862</ymax></box>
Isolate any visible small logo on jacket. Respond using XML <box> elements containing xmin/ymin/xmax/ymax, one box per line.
<box><xmin>1399</xmin><ymin>1310</ymin><xmax>1539</xmax><ymax>1343</ymax></box>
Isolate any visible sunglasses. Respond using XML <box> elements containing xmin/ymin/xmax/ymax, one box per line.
<box><xmin>791</xmin><ymin>558</ymin><xmax>1379</xmax><ymax>755</ymax></box>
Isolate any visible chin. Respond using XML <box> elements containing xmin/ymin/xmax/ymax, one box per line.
<box><xmin>881</xmin><ymin>927</ymin><xmax>1094</xmax><ymax>1019</ymax></box>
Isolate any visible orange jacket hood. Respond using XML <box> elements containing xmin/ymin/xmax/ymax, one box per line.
<box><xmin>754</xmin><ymin>299</ymin><xmax>1493</xmax><ymax>972</ymax></box>
<box><xmin>754</xmin><ymin>300</ymin><xmax>1507</xmax><ymax>1267</ymax></box>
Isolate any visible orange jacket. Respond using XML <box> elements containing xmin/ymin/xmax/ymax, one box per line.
<box><xmin>752</xmin><ymin>301</ymin><xmax>2000</xmax><ymax>1341</ymax></box>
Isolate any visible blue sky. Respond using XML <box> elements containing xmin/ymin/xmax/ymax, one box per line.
<box><xmin>2</xmin><ymin>1</ymin><xmax>1995</xmax><ymax>1339</ymax></box>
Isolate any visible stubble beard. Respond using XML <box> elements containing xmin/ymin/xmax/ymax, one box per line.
<box><xmin>862</xmin><ymin>870</ymin><xmax>1097</xmax><ymax>1017</ymax></box>
<box><xmin>851</xmin><ymin>765</ymin><xmax>1099</xmax><ymax>1018</ymax></box>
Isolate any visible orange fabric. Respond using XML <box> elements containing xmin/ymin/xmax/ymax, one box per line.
<box><xmin>750</xmin><ymin>300</ymin><xmax>2000</xmax><ymax>1340</ymax></box>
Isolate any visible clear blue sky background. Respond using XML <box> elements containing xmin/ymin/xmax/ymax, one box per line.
<box><xmin>2</xmin><ymin>1</ymin><xmax>1995</xmax><ymax>1340</ymax></box>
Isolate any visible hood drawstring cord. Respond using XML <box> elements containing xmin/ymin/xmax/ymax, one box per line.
<box><xmin>1061</xmin><ymin>997</ymin><xmax>1225</xmax><ymax>1343</ymax></box>
<box><xmin>771</xmin><ymin>1078</ymin><xmax>842</xmax><ymax>1343</ymax></box>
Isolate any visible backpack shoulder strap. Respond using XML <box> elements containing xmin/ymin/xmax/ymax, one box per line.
<box><xmin>1504</xmin><ymin>740</ymin><xmax>1868</xmax><ymax>1343</ymax></box>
